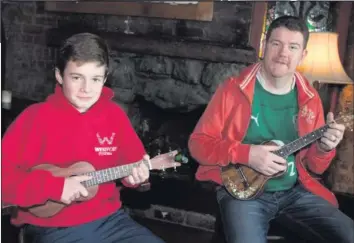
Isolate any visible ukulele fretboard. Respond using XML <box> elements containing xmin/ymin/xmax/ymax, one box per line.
<box><xmin>273</xmin><ymin>124</ymin><xmax>329</xmax><ymax>158</ymax></box>
<box><xmin>81</xmin><ymin>160</ymin><xmax>150</xmax><ymax>187</ymax></box>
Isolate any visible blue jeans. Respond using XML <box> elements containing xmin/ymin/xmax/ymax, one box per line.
<box><xmin>217</xmin><ymin>183</ymin><xmax>354</xmax><ymax>243</ymax></box>
<box><xmin>24</xmin><ymin>209</ymin><xmax>164</xmax><ymax>243</ymax></box>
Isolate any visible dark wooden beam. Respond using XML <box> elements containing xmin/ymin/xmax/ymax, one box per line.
<box><xmin>335</xmin><ymin>2</ymin><xmax>352</xmax><ymax>63</ymax></box>
<box><xmin>248</xmin><ymin>2</ymin><xmax>267</xmax><ymax>59</ymax></box>
<box><xmin>44</xmin><ymin>1</ymin><xmax>214</xmax><ymax>22</ymax></box>
<box><xmin>328</xmin><ymin>2</ymin><xmax>353</xmax><ymax>114</ymax></box>
<box><xmin>47</xmin><ymin>30</ymin><xmax>257</xmax><ymax>64</ymax></box>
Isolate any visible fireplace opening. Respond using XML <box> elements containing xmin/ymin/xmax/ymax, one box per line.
<box><xmin>126</xmin><ymin>94</ymin><xmax>206</xmax><ymax>179</ymax></box>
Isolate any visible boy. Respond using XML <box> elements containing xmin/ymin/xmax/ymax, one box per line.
<box><xmin>2</xmin><ymin>33</ymin><xmax>165</xmax><ymax>243</ymax></box>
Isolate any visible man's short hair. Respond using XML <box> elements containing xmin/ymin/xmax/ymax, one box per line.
<box><xmin>266</xmin><ymin>15</ymin><xmax>309</xmax><ymax>49</ymax></box>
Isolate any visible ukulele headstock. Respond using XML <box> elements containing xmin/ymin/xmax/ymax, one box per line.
<box><xmin>150</xmin><ymin>150</ymin><xmax>189</xmax><ymax>171</ymax></box>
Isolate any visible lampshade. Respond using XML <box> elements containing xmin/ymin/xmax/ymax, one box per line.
<box><xmin>297</xmin><ymin>32</ymin><xmax>353</xmax><ymax>85</ymax></box>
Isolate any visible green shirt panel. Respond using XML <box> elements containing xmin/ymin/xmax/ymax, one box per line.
<box><xmin>242</xmin><ymin>80</ymin><xmax>299</xmax><ymax>191</ymax></box>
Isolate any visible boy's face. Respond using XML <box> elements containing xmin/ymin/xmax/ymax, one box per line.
<box><xmin>55</xmin><ymin>60</ymin><xmax>106</xmax><ymax>113</ymax></box>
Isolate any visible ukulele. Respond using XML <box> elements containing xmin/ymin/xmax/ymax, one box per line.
<box><xmin>2</xmin><ymin>150</ymin><xmax>187</xmax><ymax>218</ymax></box>
<box><xmin>2</xmin><ymin>204</ymin><xmax>17</xmax><ymax>216</ymax></box>
<box><xmin>221</xmin><ymin>110</ymin><xmax>353</xmax><ymax>200</ymax></box>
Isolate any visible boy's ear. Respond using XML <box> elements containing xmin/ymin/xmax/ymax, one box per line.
<box><xmin>55</xmin><ymin>68</ymin><xmax>63</xmax><ymax>85</ymax></box>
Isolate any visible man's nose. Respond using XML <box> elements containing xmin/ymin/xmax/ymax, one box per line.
<box><xmin>279</xmin><ymin>45</ymin><xmax>290</xmax><ymax>56</ymax></box>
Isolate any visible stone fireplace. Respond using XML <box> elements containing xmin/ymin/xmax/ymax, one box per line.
<box><xmin>3</xmin><ymin>1</ymin><xmax>354</xmax><ymax>232</ymax></box>
<box><xmin>2</xmin><ymin>1</ymin><xmax>257</xmax><ymax>181</ymax></box>
<box><xmin>48</xmin><ymin>31</ymin><xmax>255</xmax><ymax>180</ymax></box>
<box><xmin>1</xmin><ymin>1</ymin><xmax>258</xmax><ymax>229</ymax></box>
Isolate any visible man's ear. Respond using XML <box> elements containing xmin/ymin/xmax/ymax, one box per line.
<box><xmin>299</xmin><ymin>49</ymin><xmax>308</xmax><ymax>66</ymax></box>
<box><xmin>55</xmin><ymin>68</ymin><xmax>63</xmax><ymax>85</ymax></box>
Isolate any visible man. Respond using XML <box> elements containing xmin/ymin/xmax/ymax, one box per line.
<box><xmin>188</xmin><ymin>16</ymin><xmax>354</xmax><ymax>243</ymax></box>
<box><xmin>2</xmin><ymin>33</ymin><xmax>167</xmax><ymax>243</ymax></box>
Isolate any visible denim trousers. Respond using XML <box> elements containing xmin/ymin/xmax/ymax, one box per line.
<box><xmin>24</xmin><ymin>209</ymin><xmax>164</xmax><ymax>243</ymax></box>
<box><xmin>217</xmin><ymin>183</ymin><xmax>354</xmax><ymax>243</ymax></box>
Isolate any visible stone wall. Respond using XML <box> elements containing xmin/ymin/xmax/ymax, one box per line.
<box><xmin>1</xmin><ymin>1</ymin><xmax>254</xmax><ymax>111</ymax></box>
<box><xmin>326</xmin><ymin>4</ymin><xmax>354</xmax><ymax>194</ymax></box>
<box><xmin>1</xmin><ymin>1</ymin><xmax>256</xmax><ymax>182</ymax></box>
<box><xmin>2</xmin><ymin>1</ymin><xmax>353</xmax><ymax>229</ymax></box>
<box><xmin>344</xmin><ymin>3</ymin><xmax>354</xmax><ymax>80</ymax></box>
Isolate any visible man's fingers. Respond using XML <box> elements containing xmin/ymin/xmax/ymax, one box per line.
<box><xmin>264</xmin><ymin>168</ymin><xmax>277</xmax><ymax>176</ymax></box>
<box><xmin>326</xmin><ymin>112</ymin><xmax>334</xmax><ymax>123</ymax></box>
<box><xmin>270</xmin><ymin>153</ymin><xmax>287</xmax><ymax>164</ymax></box>
<box><xmin>323</xmin><ymin>131</ymin><xmax>337</xmax><ymax>142</ymax></box>
<box><xmin>328</xmin><ymin>123</ymin><xmax>345</xmax><ymax>133</ymax></box>
<box><xmin>270</xmin><ymin>161</ymin><xmax>287</xmax><ymax>172</ymax></box>
<box><xmin>264</xmin><ymin>145</ymin><xmax>281</xmax><ymax>151</ymax></box>
<box><xmin>320</xmin><ymin>137</ymin><xmax>335</xmax><ymax>149</ymax></box>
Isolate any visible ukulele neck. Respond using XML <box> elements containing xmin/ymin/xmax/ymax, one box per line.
<box><xmin>81</xmin><ymin>159</ymin><xmax>149</xmax><ymax>187</ymax></box>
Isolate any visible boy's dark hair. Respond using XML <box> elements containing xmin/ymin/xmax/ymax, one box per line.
<box><xmin>266</xmin><ymin>15</ymin><xmax>309</xmax><ymax>48</ymax></box>
<box><xmin>56</xmin><ymin>33</ymin><xmax>109</xmax><ymax>76</ymax></box>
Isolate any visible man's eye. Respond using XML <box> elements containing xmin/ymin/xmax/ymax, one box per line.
<box><xmin>72</xmin><ymin>76</ymin><xmax>80</xmax><ymax>80</ymax></box>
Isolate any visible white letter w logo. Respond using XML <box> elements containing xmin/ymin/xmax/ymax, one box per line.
<box><xmin>96</xmin><ymin>133</ymin><xmax>116</xmax><ymax>145</ymax></box>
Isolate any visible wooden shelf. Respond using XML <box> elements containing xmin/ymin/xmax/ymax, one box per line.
<box><xmin>45</xmin><ymin>1</ymin><xmax>213</xmax><ymax>21</ymax></box>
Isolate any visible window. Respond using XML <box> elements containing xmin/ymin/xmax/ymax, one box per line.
<box><xmin>258</xmin><ymin>1</ymin><xmax>334</xmax><ymax>58</ymax></box>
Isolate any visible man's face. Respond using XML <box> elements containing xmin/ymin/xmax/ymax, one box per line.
<box><xmin>263</xmin><ymin>27</ymin><xmax>307</xmax><ymax>79</ymax></box>
<box><xmin>55</xmin><ymin>60</ymin><xmax>106</xmax><ymax>113</ymax></box>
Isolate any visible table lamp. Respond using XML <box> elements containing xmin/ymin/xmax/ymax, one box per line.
<box><xmin>297</xmin><ymin>32</ymin><xmax>353</xmax><ymax>112</ymax></box>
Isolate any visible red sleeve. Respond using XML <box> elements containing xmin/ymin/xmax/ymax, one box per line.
<box><xmin>305</xmin><ymin>95</ymin><xmax>336</xmax><ymax>174</ymax></box>
<box><xmin>1</xmin><ymin>105</ymin><xmax>65</xmax><ymax>207</ymax></box>
<box><xmin>114</xmin><ymin>106</ymin><xmax>147</xmax><ymax>188</ymax></box>
<box><xmin>188</xmin><ymin>78</ymin><xmax>251</xmax><ymax>167</ymax></box>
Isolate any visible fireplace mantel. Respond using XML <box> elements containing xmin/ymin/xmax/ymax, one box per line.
<box><xmin>44</xmin><ymin>1</ymin><xmax>214</xmax><ymax>22</ymax></box>
<box><xmin>46</xmin><ymin>29</ymin><xmax>257</xmax><ymax>64</ymax></box>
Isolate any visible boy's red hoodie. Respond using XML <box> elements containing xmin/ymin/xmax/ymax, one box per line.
<box><xmin>2</xmin><ymin>85</ymin><xmax>145</xmax><ymax>227</ymax></box>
